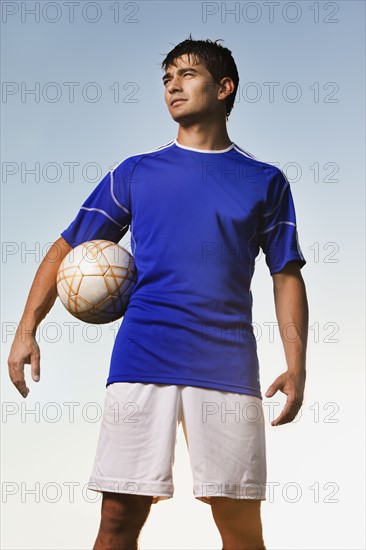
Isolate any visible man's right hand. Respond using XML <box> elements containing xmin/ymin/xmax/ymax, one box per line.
<box><xmin>6</xmin><ymin>236</ymin><xmax>72</xmax><ymax>399</ymax></box>
<box><xmin>8</xmin><ymin>329</ymin><xmax>40</xmax><ymax>399</ymax></box>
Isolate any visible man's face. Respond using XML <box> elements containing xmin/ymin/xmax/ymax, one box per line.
<box><xmin>163</xmin><ymin>54</ymin><xmax>225</xmax><ymax>124</ymax></box>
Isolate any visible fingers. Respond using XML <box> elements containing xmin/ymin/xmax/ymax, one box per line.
<box><xmin>31</xmin><ymin>345</ymin><xmax>41</xmax><ymax>382</ymax></box>
<box><xmin>271</xmin><ymin>399</ymin><xmax>302</xmax><ymax>426</ymax></box>
<box><xmin>265</xmin><ymin>372</ymin><xmax>304</xmax><ymax>425</ymax></box>
<box><xmin>8</xmin><ymin>336</ymin><xmax>40</xmax><ymax>398</ymax></box>
<box><xmin>8</xmin><ymin>358</ymin><xmax>29</xmax><ymax>399</ymax></box>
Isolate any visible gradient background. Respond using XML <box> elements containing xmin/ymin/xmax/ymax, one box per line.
<box><xmin>1</xmin><ymin>1</ymin><xmax>365</xmax><ymax>548</ymax></box>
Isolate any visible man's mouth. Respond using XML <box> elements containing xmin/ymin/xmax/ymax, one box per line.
<box><xmin>171</xmin><ymin>98</ymin><xmax>187</xmax><ymax>107</ymax></box>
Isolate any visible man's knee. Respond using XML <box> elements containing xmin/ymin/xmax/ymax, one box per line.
<box><xmin>100</xmin><ymin>492</ymin><xmax>153</xmax><ymax>533</ymax></box>
<box><xmin>210</xmin><ymin>497</ymin><xmax>265</xmax><ymax>549</ymax></box>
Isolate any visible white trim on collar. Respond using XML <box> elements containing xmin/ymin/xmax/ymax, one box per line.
<box><xmin>174</xmin><ymin>138</ymin><xmax>234</xmax><ymax>154</ymax></box>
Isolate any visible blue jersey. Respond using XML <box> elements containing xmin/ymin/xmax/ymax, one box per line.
<box><xmin>61</xmin><ymin>139</ymin><xmax>306</xmax><ymax>399</ymax></box>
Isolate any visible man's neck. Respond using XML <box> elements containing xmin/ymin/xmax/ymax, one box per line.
<box><xmin>176</xmin><ymin>120</ymin><xmax>232</xmax><ymax>151</ymax></box>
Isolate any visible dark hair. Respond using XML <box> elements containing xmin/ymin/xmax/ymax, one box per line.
<box><xmin>161</xmin><ymin>35</ymin><xmax>239</xmax><ymax>118</ymax></box>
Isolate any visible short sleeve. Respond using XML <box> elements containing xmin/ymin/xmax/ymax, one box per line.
<box><xmin>258</xmin><ymin>168</ymin><xmax>306</xmax><ymax>275</ymax></box>
<box><xmin>61</xmin><ymin>160</ymin><xmax>133</xmax><ymax>248</ymax></box>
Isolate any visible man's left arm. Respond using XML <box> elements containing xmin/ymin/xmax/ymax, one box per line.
<box><xmin>265</xmin><ymin>260</ymin><xmax>309</xmax><ymax>426</ymax></box>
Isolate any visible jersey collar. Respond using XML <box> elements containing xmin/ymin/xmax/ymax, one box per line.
<box><xmin>174</xmin><ymin>138</ymin><xmax>234</xmax><ymax>154</ymax></box>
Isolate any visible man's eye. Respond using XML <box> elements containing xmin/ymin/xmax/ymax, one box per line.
<box><xmin>163</xmin><ymin>72</ymin><xmax>194</xmax><ymax>85</ymax></box>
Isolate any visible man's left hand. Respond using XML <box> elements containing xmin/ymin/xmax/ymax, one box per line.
<box><xmin>265</xmin><ymin>370</ymin><xmax>306</xmax><ymax>426</ymax></box>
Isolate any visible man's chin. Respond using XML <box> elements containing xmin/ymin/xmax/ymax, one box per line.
<box><xmin>169</xmin><ymin>111</ymin><xmax>196</xmax><ymax>125</ymax></box>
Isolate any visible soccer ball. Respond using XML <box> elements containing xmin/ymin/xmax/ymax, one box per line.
<box><xmin>56</xmin><ymin>240</ymin><xmax>137</xmax><ymax>324</ymax></box>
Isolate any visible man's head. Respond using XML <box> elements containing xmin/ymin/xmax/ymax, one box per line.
<box><xmin>161</xmin><ymin>36</ymin><xmax>239</xmax><ymax>123</ymax></box>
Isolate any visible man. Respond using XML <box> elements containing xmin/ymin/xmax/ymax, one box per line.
<box><xmin>8</xmin><ymin>37</ymin><xmax>308</xmax><ymax>550</ymax></box>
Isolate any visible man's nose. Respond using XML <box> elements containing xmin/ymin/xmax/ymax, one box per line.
<box><xmin>167</xmin><ymin>76</ymin><xmax>182</xmax><ymax>94</ymax></box>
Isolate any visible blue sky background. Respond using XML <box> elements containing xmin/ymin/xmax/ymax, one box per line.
<box><xmin>1</xmin><ymin>1</ymin><xmax>365</xmax><ymax>548</ymax></box>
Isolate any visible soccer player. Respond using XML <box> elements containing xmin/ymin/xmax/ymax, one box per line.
<box><xmin>8</xmin><ymin>37</ymin><xmax>308</xmax><ymax>550</ymax></box>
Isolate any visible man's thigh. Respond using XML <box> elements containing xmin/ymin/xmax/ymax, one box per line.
<box><xmin>180</xmin><ymin>386</ymin><xmax>267</xmax><ymax>503</ymax></box>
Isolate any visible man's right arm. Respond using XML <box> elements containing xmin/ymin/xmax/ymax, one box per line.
<box><xmin>7</xmin><ymin>236</ymin><xmax>72</xmax><ymax>398</ymax></box>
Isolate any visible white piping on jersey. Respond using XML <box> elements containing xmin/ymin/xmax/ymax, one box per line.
<box><xmin>123</xmin><ymin>140</ymin><xmax>175</xmax><ymax>161</ymax></box>
<box><xmin>234</xmin><ymin>149</ymin><xmax>292</xmax><ymax>221</ymax></box>
<box><xmin>156</xmin><ymin>140</ymin><xmax>175</xmax><ymax>150</ymax></box>
<box><xmin>248</xmin><ymin>221</ymin><xmax>305</xmax><ymax>270</ymax></box>
<box><xmin>109</xmin><ymin>170</ymin><xmax>131</xmax><ymax>215</ymax></box>
<box><xmin>233</xmin><ymin>144</ymin><xmax>296</xmax><ymax>180</ymax></box>
<box><xmin>131</xmin><ymin>228</ymin><xmax>137</xmax><ymax>254</ymax></box>
<box><xmin>174</xmin><ymin>138</ymin><xmax>234</xmax><ymax>153</ymax></box>
<box><xmin>111</xmin><ymin>139</ymin><xmax>252</xmax><ymax>167</ymax></box>
<box><xmin>110</xmin><ymin>141</ymin><xmax>175</xmax><ymax>172</ymax></box>
<box><xmin>295</xmin><ymin>228</ymin><xmax>306</xmax><ymax>261</ymax></box>
<box><xmin>131</xmin><ymin>140</ymin><xmax>175</xmax><ymax>155</ymax></box>
<box><xmin>261</xmin><ymin>179</ymin><xmax>290</xmax><ymax>218</ymax></box>
<box><xmin>232</xmin><ymin>144</ymin><xmax>258</xmax><ymax>160</ymax></box>
<box><xmin>260</xmin><ymin>222</ymin><xmax>306</xmax><ymax>262</ymax></box>
<box><xmin>259</xmin><ymin>220</ymin><xmax>296</xmax><ymax>234</ymax></box>
<box><xmin>80</xmin><ymin>206</ymin><xmax>124</xmax><ymax>228</ymax></box>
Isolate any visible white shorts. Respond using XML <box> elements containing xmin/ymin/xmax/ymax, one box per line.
<box><xmin>87</xmin><ymin>382</ymin><xmax>267</xmax><ymax>505</ymax></box>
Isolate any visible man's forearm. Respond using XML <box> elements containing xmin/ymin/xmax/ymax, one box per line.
<box><xmin>19</xmin><ymin>237</ymin><xmax>72</xmax><ymax>335</ymax></box>
<box><xmin>272</xmin><ymin>265</ymin><xmax>309</xmax><ymax>374</ymax></box>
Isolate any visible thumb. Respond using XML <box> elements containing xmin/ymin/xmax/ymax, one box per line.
<box><xmin>31</xmin><ymin>346</ymin><xmax>41</xmax><ymax>382</ymax></box>
<box><xmin>265</xmin><ymin>382</ymin><xmax>278</xmax><ymax>398</ymax></box>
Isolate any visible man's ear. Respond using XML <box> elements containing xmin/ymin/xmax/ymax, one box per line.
<box><xmin>218</xmin><ymin>77</ymin><xmax>235</xmax><ymax>101</ymax></box>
